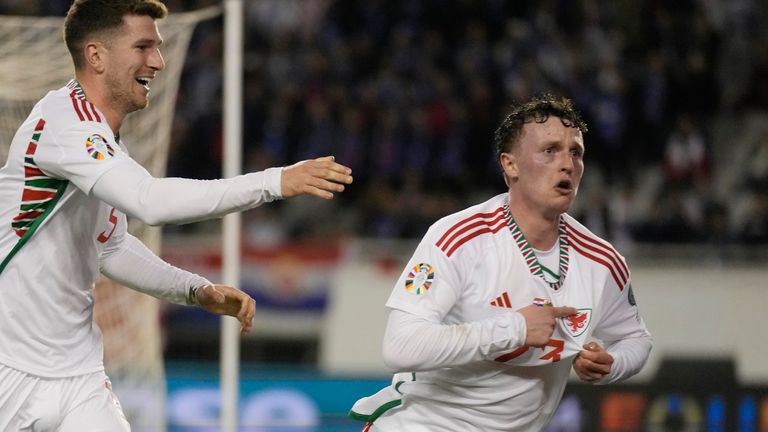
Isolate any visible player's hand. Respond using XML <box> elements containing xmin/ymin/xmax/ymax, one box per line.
<box><xmin>281</xmin><ymin>156</ymin><xmax>353</xmax><ymax>199</ymax></box>
<box><xmin>573</xmin><ymin>341</ymin><xmax>613</xmax><ymax>382</ymax></box>
<box><xmin>194</xmin><ymin>284</ymin><xmax>256</xmax><ymax>335</ymax></box>
<box><xmin>516</xmin><ymin>304</ymin><xmax>577</xmax><ymax>347</ymax></box>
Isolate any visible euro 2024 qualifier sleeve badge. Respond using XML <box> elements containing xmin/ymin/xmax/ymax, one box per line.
<box><xmin>405</xmin><ymin>263</ymin><xmax>434</xmax><ymax>295</ymax></box>
<box><xmin>85</xmin><ymin>133</ymin><xmax>115</xmax><ymax>160</ymax></box>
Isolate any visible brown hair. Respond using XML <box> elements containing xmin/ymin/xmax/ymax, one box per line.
<box><xmin>494</xmin><ymin>93</ymin><xmax>588</xmax><ymax>159</ymax></box>
<box><xmin>64</xmin><ymin>0</ymin><xmax>168</xmax><ymax>70</ymax></box>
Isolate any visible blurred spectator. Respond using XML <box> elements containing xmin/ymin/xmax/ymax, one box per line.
<box><xmin>662</xmin><ymin>114</ymin><xmax>709</xmax><ymax>185</ymax></box>
<box><xmin>737</xmin><ymin>188</ymin><xmax>768</xmax><ymax>245</ymax></box>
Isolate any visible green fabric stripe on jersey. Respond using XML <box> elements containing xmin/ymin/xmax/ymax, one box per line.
<box><xmin>24</xmin><ymin>178</ymin><xmax>61</xmax><ymax>189</ymax></box>
<box><xmin>20</xmin><ymin>202</ymin><xmax>45</xmax><ymax>211</ymax></box>
<box><xmin>540</xmin><ymin>264</ymin><xmax>559</xmax><ymax>280</ymax></box>
<box><xmin>348</xmin><ymin>399</ymin><xmax>402</xmax><ymax>423</ymax></box>
<box><xmin>0</xmin><ymin>181</ymin><xmax>69</xmax><ymax>275</ymax></box>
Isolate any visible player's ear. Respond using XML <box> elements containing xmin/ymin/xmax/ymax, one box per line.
<box><xmin>83</xmin><ymin>41</ymin><xmax>106</xmax><ymax>73</ymax></box>
<box><xmin>500</xmin><ymin>152</ymin><xmax>518</xmax><ymax>181</ymax></box>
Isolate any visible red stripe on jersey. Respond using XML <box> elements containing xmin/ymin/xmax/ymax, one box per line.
<box><xmin>24</xmin><ymin>166</ymin><xmax>45</xmax><ymax>177</ymax></box>
<box><xmin>14</xmin><ymin>228</ymin><xmax>27</xmax><ymax>237</ymax></box>
<box><xmin>443</xmin><ymin>215</ymin><xmax>506</xmax><ymax>257</ymax></box>
<box><xmin>21</xmin><ymin>188</ymin><xmax>57</xmax><ymax>201</ymax></box>
<box><xmin>12</xmin><ymin>210</ymin><xmax>44</xmax><ymax>222</ymax></box>
<box><xmin>494</xmin><ymin>345</ymin><xmax>529</xmax><ymax>363</ymax></box>
<box><xmin>436</xmin><ymin>207</ymin><xmax>504</xmax><ymax>248</ymax></box>
<box><xmin>568</xmin><ymin>236</ymin><xmax>626</xmax><ymax>289</ymax></box>
<box><xmin>566</xmin><ymin>222</ymin><xmax>629</xmax><ymax>282</ymax></box>
<box><xmin>501</xmin><ymin>292</ymin><xmax>511</xmax><ymax>308</ymax></box>
<box><xmin>70</xmin><ymin>91</ymin><xmax>85</xmax><ymax>121</ymax></box>
<box><xmin>25</xmin><ymin>142</ymin><xmax>37</xmax><ymax>156</ymax></box>
<box><xmin>34</xmin><ymin>118</ymin><xmax>45</xmax><ymax>132</ymax></box>
<box><xmin>88</xmin><ymin>102</ymin><xmax>102</xmax><ymax>122</ymax></box>
<box><xmin>491</xmin><ymin>292</ymin><xmax>512</xmax><ymax>308</ymax></box>
<box><xmin>80</xmin><ymin>100</ymin><xmax>94</xmax><ymax>121</ymax></box>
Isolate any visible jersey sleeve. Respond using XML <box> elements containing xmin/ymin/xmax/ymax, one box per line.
<box><xmin>99</xmin><ymin>232</ymin><xmax>210</xmax><ymax>305</ymax></box>
<box><xmin>591</xmin><ymin>269</ymin><xmax>653</xmax><ymax>383</ymax></box>
<box><xmin>33</xmin><ymin>121</ymin><xmax>131</xmax><ymax>195</ymax></box>
<box><xmin>385</xmin><ymin>224</ymin><xmax>465</xmax><ymax>323</ymax></box>
<box><xmin>592</xmin><ymin>275</ymin><xmax>650</xmax><ymax>343</ymax></box>
<box><xmin>100</xmin><ymin>207</ymin><xmax>128</xmax><ymax>258</ymax></box>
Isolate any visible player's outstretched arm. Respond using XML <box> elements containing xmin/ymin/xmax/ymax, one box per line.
<box><xmin>90</xmin><ymin>155</ymin><xmax>352</xmax><ymax>226</ymax></box>
<box><xmin>281</xmin><ymin>156</ymin><xmax>353</xmax><ymax>199</ymax></box>
<box><xmin>193</xmin><ymin>284</ymin><xmax>256</xmax><ymax>335</ymax></box>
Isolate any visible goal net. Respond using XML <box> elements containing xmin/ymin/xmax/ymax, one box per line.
<box><xmin>0</xmin><ymin>7</ymin><xmax>220</xmax><ymax>431</ymax></box>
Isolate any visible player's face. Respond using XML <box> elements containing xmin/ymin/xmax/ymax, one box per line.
<box><xmin>502</xmin><ymin>117</ymin><xmax>585</xmax><ymax>219</ymax></box>
<box><xmin>103</xmin><ymin>14</ymin><xmax>165</xmax><ymax>115</ymax></box>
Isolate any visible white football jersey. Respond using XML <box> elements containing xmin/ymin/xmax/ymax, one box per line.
<box><xmin>0</xmin><ymin>81</ymin><xmax>133</xmax><ymax>377</ymax></box>
<box><xmin>358</xmin><ymin>193</ymin><xmax>650</xmax><ymax>431</ymax></box>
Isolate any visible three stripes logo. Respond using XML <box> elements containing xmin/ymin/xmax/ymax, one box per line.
<box><xmin>490</xmin><ymin>292</ymin><xmax>512</xmax><ymax>308</ymax></box>
<box><xmin>435</xmin><ymin>207</ymin><xmax>506</xmax><ymax>257</ymax></box>
<box><xmin>564</xmin><ymin>222</ymin><xmax>629</xmax><ymax>291</ymax></box>
<box><xmin>67</xmin><ymin>80</ymin><xmax>103</xmax><ymax>123</ymax></box>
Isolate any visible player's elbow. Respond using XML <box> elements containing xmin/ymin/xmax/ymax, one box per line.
<box><xmin>382</xmin><ymin>331</ymin><xmax>425</xmax><ymax>372</ymax></box>
<box><xmin>382</xmin><ymin>340</ymin><xmax>411</xmax><ymax>371</ymax></box>
<box><xmin>128</xmin><ymin>202</ymin><xmax>182</xmax><ymax>226</ymax></box>
<box><xmin>131</xmin><ymin>211</ymin><xmax>165</xmax><ymax>226</ymax></box>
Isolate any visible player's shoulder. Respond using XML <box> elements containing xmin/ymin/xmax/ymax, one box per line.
<box><xmin>429</xmin><ymin>194</ymin><xmax>508</xmax><ymax>258</ymax></box>
<box><xmin>562</xmin><ymin>214</ymin><xmax>625</xmax><ymax>259</ymax></box>
<box><xmin>563</xmin><ymin>213</ymin><xmax>630</xmax><ymax>287</ymax></box>
<box><xmin>39</xmin><ymin>81</ymin><xmax>108</xmax><ymax>131</ymax></box>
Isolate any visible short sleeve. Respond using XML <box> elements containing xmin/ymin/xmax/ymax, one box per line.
<box><xmin>385</xmin><ymin>225</ymin><xmax>465</xmax><ymax>323</ymax></box>
<box><xmin>34</xmin><ymin>121</ymin><xmax>132</xmax><ymax>195</ymax></box>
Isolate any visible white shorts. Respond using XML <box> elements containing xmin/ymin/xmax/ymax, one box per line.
<box><xmin>0</xmin><ymin>364</ymin><xmax>130</xmax><ymax>432</ymax></box>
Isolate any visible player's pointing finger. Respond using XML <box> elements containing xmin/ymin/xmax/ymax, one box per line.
<box><xmin>552</xmin><ymin>306</ymin><xmax>578</xmax><ymax>318</ymax></box>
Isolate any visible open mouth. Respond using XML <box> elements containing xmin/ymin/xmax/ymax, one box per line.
<box><xmin>555</xmin><ymin>180</ymin><xmax>573</xmax><ymax>193</ymax></box>
<box><xmin>135</xmin><ymin>77</ymin><xmax>152</xmax><ymax>90</ymax></box>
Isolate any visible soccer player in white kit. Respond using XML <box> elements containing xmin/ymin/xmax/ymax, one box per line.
<box><xmin>350</xmin><ymin>94</ymin><xmax>652</xmax><ymax>431</ymax></box>
<box><xmin>0</xmin><ymin>1</ymin><xmax>353</xmax><ymax>430</ymax></box>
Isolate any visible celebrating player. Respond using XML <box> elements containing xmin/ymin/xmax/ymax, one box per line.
<box><xmin>349</xmin><ymin>94</ymin><xmax>652</xmax><ymax>431</ymax></box>
<box><xmin>0</xmin><ymin>0</ymin><xmax>352</xmax><ymax>430</ymax></box>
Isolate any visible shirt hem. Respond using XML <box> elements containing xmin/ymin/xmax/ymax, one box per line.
<box><xmin>0</xmin><ymin>355</ymin><xmax>104</xmax><ymax>378</ymax></box>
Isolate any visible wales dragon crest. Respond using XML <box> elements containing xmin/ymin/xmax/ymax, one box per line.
<box><xmin>564</xmin><ymin>308</ymin><xmax>592</xmax><ymax>337</ymax></box>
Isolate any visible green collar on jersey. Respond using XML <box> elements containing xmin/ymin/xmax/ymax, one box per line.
<box><xmin>503</xmin><ymin>205</ymin><xmax>570</xmax><ymax>291</ymax></box>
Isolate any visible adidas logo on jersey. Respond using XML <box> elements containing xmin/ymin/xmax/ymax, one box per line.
<box><xmin>490</xmin><ymin>292</ymin><xmax>512</xmax><ymax>308</ymax></box>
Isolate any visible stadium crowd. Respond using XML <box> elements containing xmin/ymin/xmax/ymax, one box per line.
<box><xmin>5</xmin><ymin>0</ymin><xmax>768</xmax><ymax>248</ymax></box>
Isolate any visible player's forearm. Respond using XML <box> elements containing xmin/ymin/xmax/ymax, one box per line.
<box><xmin>382</xmin><ymin>308</ymin><xmax>527</xmax><ymax>372</ymax></box>
<box><xmin>99</xmin><ymin>233</ymin><xmax>210</xmax><ymax>305</ymax></box>
<box><xmin>599</xmin><ymin>332</ymin><xmax>653</xmax><ymax>384</ymax></box>
<box><xmin>91</xmin><ymin>160</ymin><xmax>282</xmax><ymax>225</ymax></box>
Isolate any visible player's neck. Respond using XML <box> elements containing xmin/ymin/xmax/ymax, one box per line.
<box><xmin>74</xmin><ymin>74</ymin><xmax>124</xmax><ymax>134</ymax></box>
<box><xmin>507</xmin><ymin>195</ymin><xmax>561</xmax><ymax>250</ymax></box>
